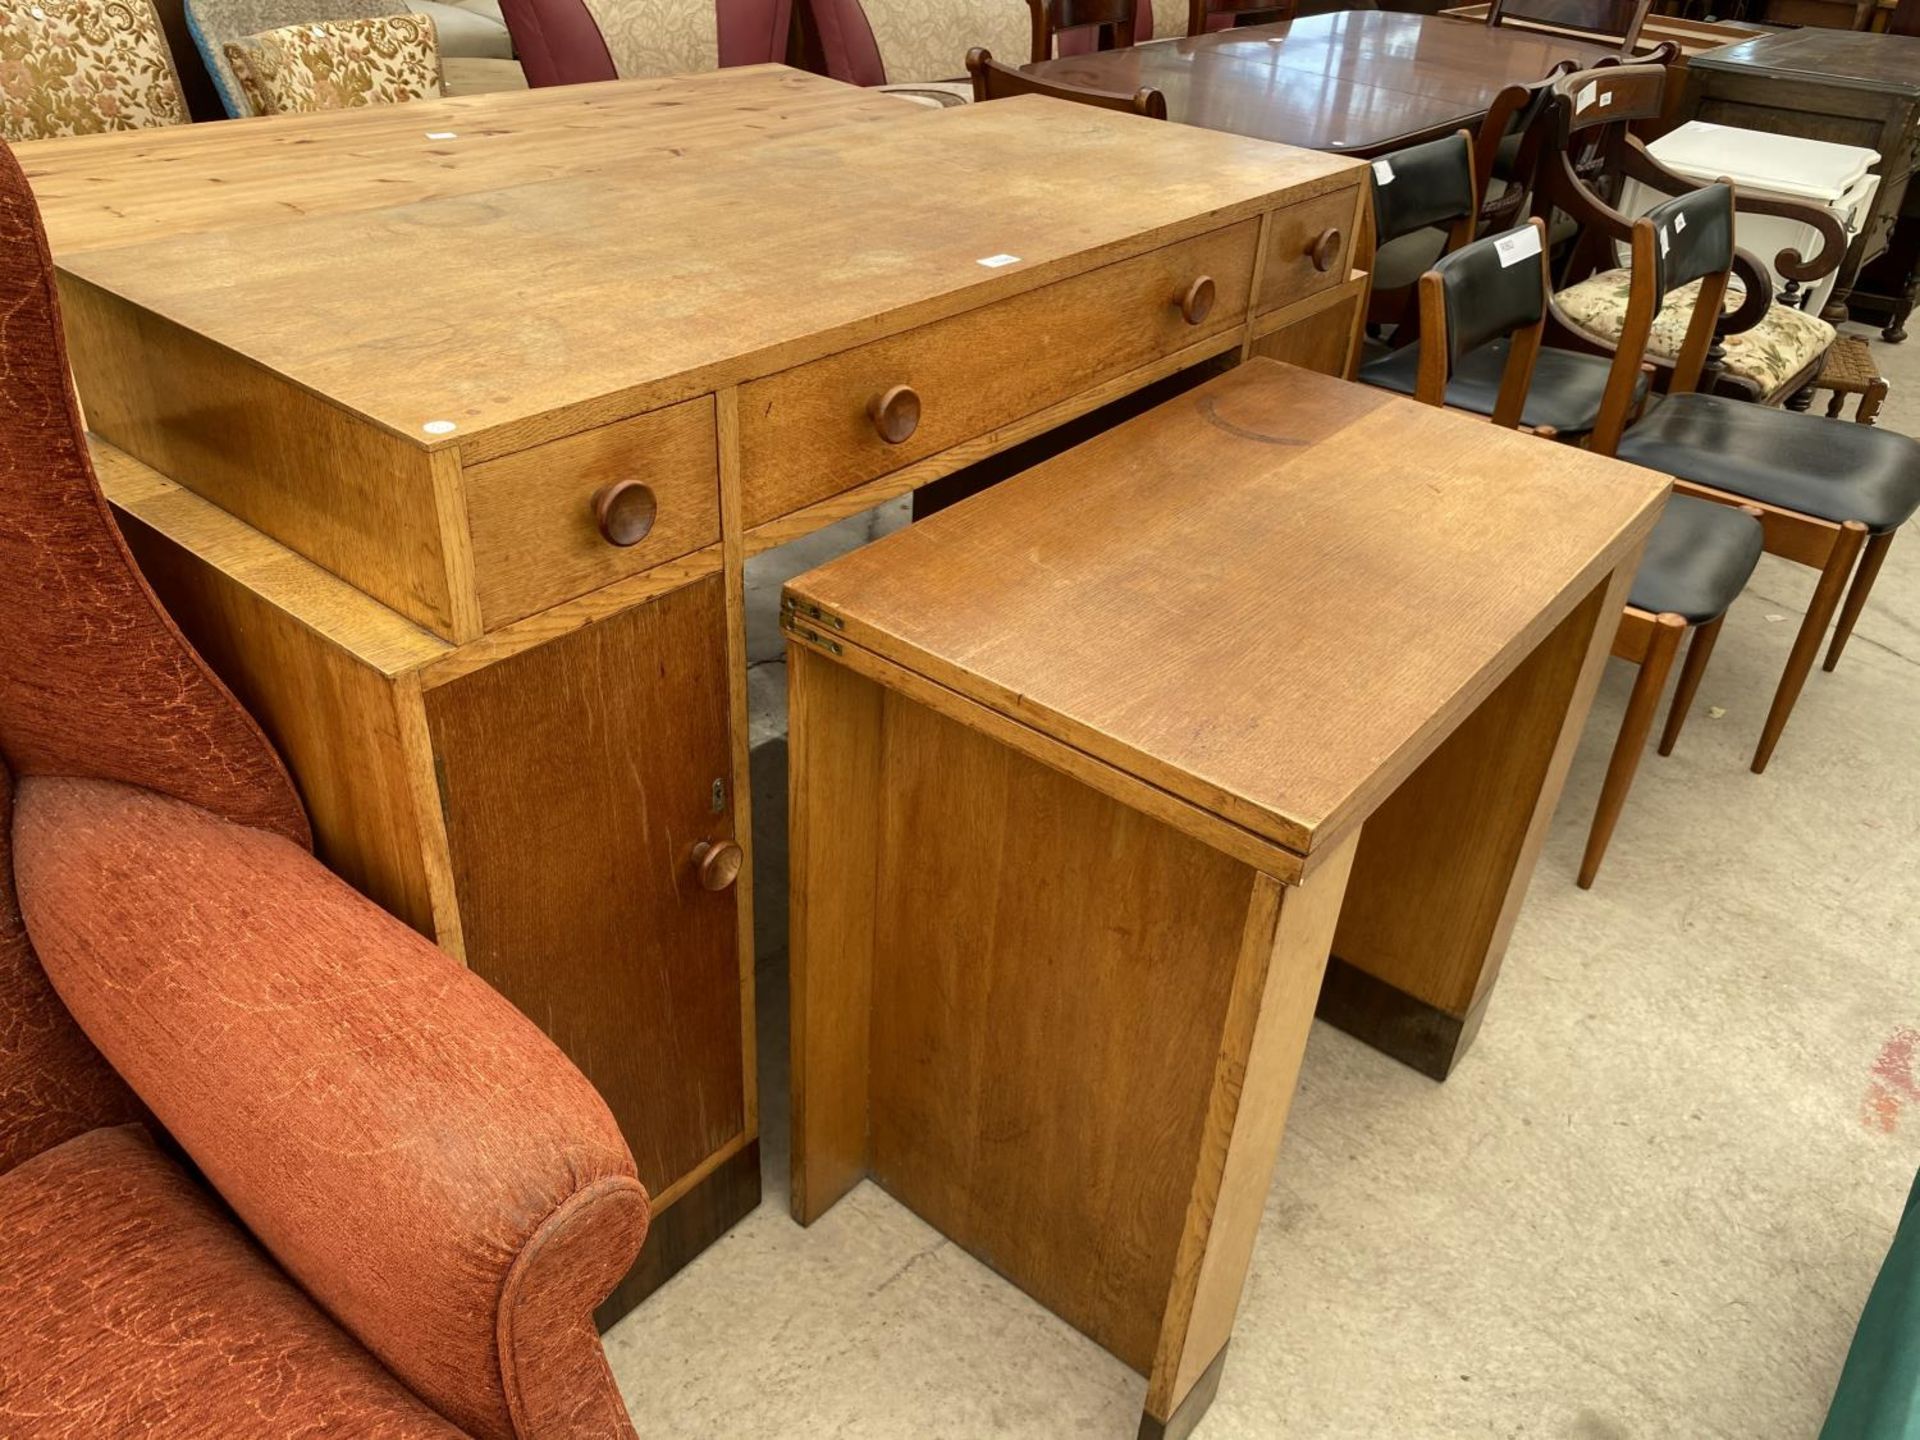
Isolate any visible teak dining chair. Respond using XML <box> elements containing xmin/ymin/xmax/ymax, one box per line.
<box><xmin>966</xmin><ymin>46</ymin><xmax>1167</xmax><ymax>114</ymax></box>
<box><xmin>1359</xmin><ymin>131</ymin><xmax>1650</xmax><ymax>443</ymax></box>
<box><xmin>1484</xmin><ymin>0</ymin><xmax>1651</xmax><ymax>52</ymax></box>
<box><xmin>1405</xmin><ymin>216</ymin><xmax>1765</xmax><ymax>887</ymax></box>
<box><xmin>1536</xmin><ymin>72</ymin><xmax>1920</xmax><ymax>772</ymax></box>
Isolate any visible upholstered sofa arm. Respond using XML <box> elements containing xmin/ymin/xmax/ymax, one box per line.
<box><xmin>11</xmin><ymin>775</ymin><xmax>646</xmax><ymax>1440</ymax></box>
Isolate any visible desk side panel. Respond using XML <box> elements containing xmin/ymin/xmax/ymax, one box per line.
<box><xmin>61</xmin><ymin>275</ymin><xmax>467</xmax><ymax>639</ymax></box>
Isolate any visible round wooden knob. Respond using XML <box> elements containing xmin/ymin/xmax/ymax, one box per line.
<box><xmin>592</xmin><ymin>480</ymin><xmax>657</xmax><ymax>547</ymax></box>
<box><xmin>869</xmin><ymin>385</ymin><xmax>921</xmax><ymax>445</ymax></box>
<box><xmin>1180</xmin><ymin>275</ymin><xmax>1216</xmax><ymax>326</ymax></box>
<box><xmin>692</xmin><ymin>840</ymin><xmax>743</xmax><ymax>892</ymax></box>
<box><xmin>1308</xmin><ymin>228</ymin><xmax>1342</xmax><ymax>273</ymax></box>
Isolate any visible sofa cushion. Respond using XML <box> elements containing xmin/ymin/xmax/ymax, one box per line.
<box><xmin>0</xmin><ymin>1124</ymin><xmax>462</xmax><ymax>1438</ymax></box>
<box><xmin>0</xmin><ymin>0</ymin><xmax>187</xmax><ymax>142</ymax></box>
<box><xmin>1553</xmin><ymin>267</ymin><xmax>1835</xmax><ymax>401</ymax></box>
<box><xmin>407</xmin><ymin>0</ymin><xmax>514</xmax><ymax>58</ymax></box>
<box><xmin>225</xmin><ymin>13</ymin><xmax>444</xmax><ymax>116</ymax></box>
<box><xmin>183</xmin><ymin>0</ymin><xmax>402</xmax><ymax>116</ymax></box>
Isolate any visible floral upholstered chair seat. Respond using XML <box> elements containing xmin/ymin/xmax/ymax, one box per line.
<box><xmin>1554</xmin><ymin>268</ymin><xmax>1836</xmax><ymax>404</ymax></box>
<box><xmin>224</xmin><ymin>12</ymin><xmax>442</xmax><ymax>114</ymax></box>
<box><xmin>0</xmin><ymin>0</ymin><xmax>188</xmax><ymax>141</ymax></box>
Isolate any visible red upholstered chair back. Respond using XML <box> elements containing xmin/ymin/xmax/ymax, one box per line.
<box><xmin>500</xmin><ymin>0</ymin><xmax>793</xmax><ymax>86</ymax></box>
<box><xmin>0</xmin><ymin>141</ymin><xmax>308</xmax><ymax>848</ymax></box>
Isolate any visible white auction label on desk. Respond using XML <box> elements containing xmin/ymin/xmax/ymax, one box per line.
<box><xmin>976</xmin><ymin>253</ymin><xmax>1021</xmax><ymax>268</ymax></box>
<box><xmin>1494</xmin><ymin>226</ymin><xmax>1542</xmax><ymax>267</ymax></box>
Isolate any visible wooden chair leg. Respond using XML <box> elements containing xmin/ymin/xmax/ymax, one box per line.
<box><xmin>1753</xmin><ymin>520</ymin><xmax>1868</xmax><ymax>774</ymax></box>
<box><xmin>1579</xmin><ymin>613</ymin><xmax>1685</xmax><ymax>890</ymax></box>
<box><xmin>1657</xmin><ymin>613</ymin><xmax>1724</xmax><ymax>757</ymax></box>
<box><xmin>1824</xmin><ymin>529</ymin><xmax>1895</xmax><ymax>673</ymax></box>
<box><xmin>1857</xmin><ymin>379</ymin><xmax>1887</xmax><ymax>427</ymax></box>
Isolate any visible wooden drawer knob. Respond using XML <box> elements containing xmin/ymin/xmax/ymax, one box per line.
<box><xmin>1308</xmin><ymin>228</ymin><xmax>1343</xmax><ymax>273</ymax></box>
<box><xmin>592</xmin><ymin>480</ymin><xmax>657</xmax><ymax>547</ymax></box>
<box><xmin>869</xmin><ymin>384</ymin><xmax>921</xmax><ymax>445</ymax></box>
<box><xmin>692</xmin><ymin>839</ymin><xmax>744</xmax><ymax>892</ymax></box>
<box><xmin>1180</xmin><ymin>275</ymin><xmax>1216</xmax><ymax>326</ymax></box>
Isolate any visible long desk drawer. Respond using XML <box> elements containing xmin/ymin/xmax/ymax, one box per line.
<box><xmin>462</xmin><ymin>396</ymin><xmax>721</xmax><ymax>629</ymax></box>
<box><xmin>737</xmin><ymin>219</ymin><xmax>1262</xmax><ymax>529</ymax></box>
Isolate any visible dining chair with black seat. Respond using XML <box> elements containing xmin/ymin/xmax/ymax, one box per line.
<box><xmin>1359</xmin><ymin>133</ymin><xmax>1653</xmax><ymax>444</ymax></box>
<box><xmin>1536</xmin><ymin>63</ymin><xmax>1850</xmax><ymax>410</ymax></box>
<box><xmin>1484</xmin><ymin>0</ymin><xmax>1652</xmax><ymax>52</ymax></box>
<box><xmin>1577</xmin><ymin>176</ymin><xmax>1920</xmax><ymax>774</ymax></box>
<box><xmin>966</xmin><ymin>46</ymin><xmax>1165</xmax><ymax>114</ymax></box>
<box><xmin>1402</xmin><ymin>216</ymin><xmax>1765</xmax><ymax>887</ymax></box>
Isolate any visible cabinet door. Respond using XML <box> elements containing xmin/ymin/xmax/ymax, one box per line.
<box><xmin>423</xmin><ymin>572</ymin><xmax>744</xmax><ymax>1196</ymax></box>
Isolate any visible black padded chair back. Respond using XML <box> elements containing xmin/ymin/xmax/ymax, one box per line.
<box><xmin>1643</xmin><ymin>182</ymin><xmax>1734</xmax><ymax>310</ymax></box>
<box><xmin>1370</xmin><ymin>133</ymin><xmax>1475</xmax><ymax>247</ymax></box>
<box><xmin>1429</xmin><ymin>223</ymin><xmax>1548</xmax><ymax>369</ymax></box>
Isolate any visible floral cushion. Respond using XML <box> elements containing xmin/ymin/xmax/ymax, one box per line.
<box><xmin>1554</xmin><ymin>267</ymin><xmax>1836</xmax><ymax>401</ymax></box>
<box><xmin>0</xmin><ymin>0</ymin><xmax>188</xmax><ymax>142</ymax></box>
<box><xmin>224</xmin><ymin>13</ymin><xmax>442</xmax><ymax>116</ymax></box>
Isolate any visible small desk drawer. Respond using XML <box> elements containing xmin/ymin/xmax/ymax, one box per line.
<box><xmin>1258</xmin><ymin>186</ymin><xmax>1359</xmax><ymax>314</ymax></box>
<box><xmin>463</xmin><ymin>396</ymin><xmax>720</xmax><ymax>628</ymax></box>
<box><xmin>738</xmin><ymin>219</ymin><xmax>1261</xmax><ymax>529</ymax></box>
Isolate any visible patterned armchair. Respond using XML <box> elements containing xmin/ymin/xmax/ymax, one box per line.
<box><xmin>0</xmin><ymin>139</ymin><xmax>647</xmax><ymax>1439</ymax></box>
<box><xmin>0</xmin><ymin>0</ymin><xmax>189</xmax><ymax>142</ymax></box>
<box><xmin>225</xmin><ymin>12</ymin><xmax>444</xmax><ymax>114</ymax></box>
<box><xmin>497</xmin><ymin>0</ymin><xmax>789</xmax><ymax>88</ymax></box>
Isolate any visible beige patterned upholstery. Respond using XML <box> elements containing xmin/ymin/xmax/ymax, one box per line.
<box><xmin>224</xmin><ymin>13</ymin><xmax>443</xmax><ymax>115</ymax></box>
<box><xmin>576</xmin><ymin>0</ymin><xmax>716</xmax><ymax>76</ymax></box>
<box><xmin>1554</xmin><ymin>268</ymin><xmax>1836</xmax><ymax>402</ymax></box>
<box><xmin>0</xmin><ymin>0</ymin><xmax>188</xmax><ymax>142</ymax></box>
<box><xmin>864</xmin><ymin>0</ymin><xmax>1026</xmax><ymax>83</ymax></box>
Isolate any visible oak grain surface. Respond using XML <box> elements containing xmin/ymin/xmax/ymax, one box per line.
<box><xmin>785</xmin><ymin>360</ymin><xmax>1667</xmax><ymax>859</ymax></box>
<box><xmin>49</xmin><ymin>92</ymin><xmax>1359</xmax><ymax>454</ymax></box>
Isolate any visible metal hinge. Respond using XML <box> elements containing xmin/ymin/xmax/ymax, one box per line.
<box><xmin>780</xmin><ymin>595</ymin><xmax>845</xmax><ymax>654</ymax></box>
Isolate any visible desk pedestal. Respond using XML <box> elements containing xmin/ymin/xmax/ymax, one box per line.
<box><xmin>787</xmin><ymin>565</ymin><xmax>1623</xmax><ymax>1438</ymax></box>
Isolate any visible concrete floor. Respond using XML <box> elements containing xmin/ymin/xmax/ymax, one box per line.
<box><xmin>605</xmin><ymin>326</ymin><xmax>1920</xmax><ymax>1438</ymax></box>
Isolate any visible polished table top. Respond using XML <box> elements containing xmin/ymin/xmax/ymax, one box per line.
<box><xmin>1026</xmin><ymin>11</ymin><xmax>1616</xmax><ymax>156</ymax></box>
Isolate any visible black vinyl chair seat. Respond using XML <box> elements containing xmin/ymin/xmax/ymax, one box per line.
<box><xmin>1618</xmin><ymin>393</ymin><xmax>1920</xmax><ymax>535</ymax></box>
<box><xmin>1359</xmin><ymin>338</ymin><xmax>1648</xmax><ymax>437</ymax></box>
<box><xmin>1627</xmin><ymin>494</ymin><xmax>1763</xmax><ymax>624</ymax></box>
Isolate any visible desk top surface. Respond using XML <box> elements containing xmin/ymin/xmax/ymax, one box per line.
<box><xmin>17</xmin><ymin>67</ymin><xmax>906</xmax><ymax>257</ymax></box>
<box><xmin>1688</xmin><ymin>26</ymin><xmax>1920</xmax><ymax>93</ymax></box>
<box><xmin>786</xmin><ymin>361</ymin><xmax>1667</xmax><ymax>862</ymax></box>
<box><xmin>41</xmin><ymin>75</ymin><xmax>1358</xmax><ymax>453</ymax></box>
<box><xmin>1025</xmin><ymin>12</ymin><xmax>1615</xmax><ymax>156</ymax></box>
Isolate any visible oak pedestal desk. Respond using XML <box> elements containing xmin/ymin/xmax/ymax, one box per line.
<box><xmin>785</xmin><ymin>360</ymin><xmax>1669</xmax><ymax>1439</ymax></box>
<box><xmin>22</xmin><ymin>70</ymin><xmax>1373</xmax><ymax>1321</ymax></box>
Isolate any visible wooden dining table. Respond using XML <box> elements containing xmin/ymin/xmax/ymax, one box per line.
<box><xmin>1025</xmin><ymin>10</ymin><xmax>1618</xmax><ymax>157</ymax></box>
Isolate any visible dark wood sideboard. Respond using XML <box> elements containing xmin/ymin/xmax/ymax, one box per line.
<box><xmin>1681</xmin><ymin>27</ymin><xmax>1920</xmax><ymax>340</ymax></box>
